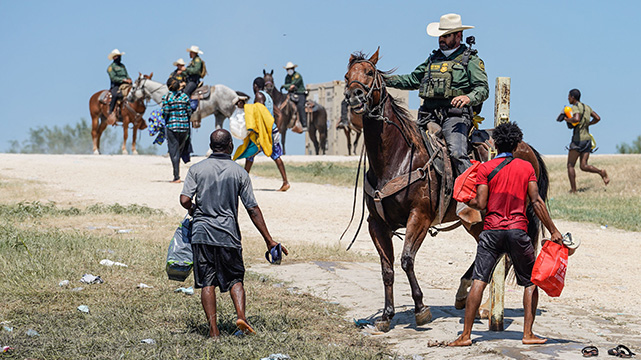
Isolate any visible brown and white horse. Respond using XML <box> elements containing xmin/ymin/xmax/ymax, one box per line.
<box><xmin>344</xmin><ymin>49</ymin><xmax>548</xmax><ymax>332</ymax></box>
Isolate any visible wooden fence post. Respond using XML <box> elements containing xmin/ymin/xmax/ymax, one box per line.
<box><xmin>489</xmin><ymin>77</ymin><xmax>510</xmax><ymax>331</ymax></box>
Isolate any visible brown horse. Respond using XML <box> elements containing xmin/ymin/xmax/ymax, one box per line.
<box><xmin>340</xmin><ymin>101</ymin><xmax>363</xmax><ymax>155</ymax></box>
<box><xmin>263</xmin><ymin>69</ymin><xmax>299</xmax><ymax>154</ymax></box>
<box><xmin>344</xmin><ymin>49</ymin><xmax>548</xmax><ymax>332</ymax></box>
<box><xmin>89</xmin><ymin>83</ymin><xmax>147</xmax><ymax>155</ymax></box>
<box><xmin>305</xmin><ymin>100</ymin><xmax>328</xmax><ymax>155</ymax></box>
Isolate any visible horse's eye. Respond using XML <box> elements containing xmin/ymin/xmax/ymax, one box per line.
<box><xmin>367</xmin><ymin>70</ymin><xmax>374</xmax><ymax>77</ymax></box>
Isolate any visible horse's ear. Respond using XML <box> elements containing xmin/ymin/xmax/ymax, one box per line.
<box><xmin>149</xmin><ymin>72</ymin><xmax>153</xmax><ymax>79</ymax></box>
<box><xmin>270</xmin><ymin>69</ymin><xmax>273</xmax><ymax>75</ymax></box>
<box><xmin>263</xmin><ymin>69</ymin><xmax>266</xmax><ymax>76</ymax></box>
<box><xmin>138</xmin><ymin>72</ymin><xmax>141</xmax><ymax>77</ymax></box>
<box><xmin>349</xmin><ymin>54</ymin><xmax>356</xmax><ymax>65</ymax></box>
<box><xmin>369</xmin><ymin>47</ymin><xmax>380</xmax><ymax>65</ymax></box>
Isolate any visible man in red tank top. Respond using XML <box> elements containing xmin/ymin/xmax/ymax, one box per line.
<box><xmin>450</xmin><ymin>122</ymin><xmax>563</xmax><ymax>347</ymax></box>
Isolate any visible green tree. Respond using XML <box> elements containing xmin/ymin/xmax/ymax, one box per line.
<box><xmin>616</xmin><ymin>135</ymin><xmax>641</xmax><ymax>154</ymax></box>
<box><xmin>8</xmin><ymin>118</ymin><xmax>158</xmax><ymax>155</ymax></box>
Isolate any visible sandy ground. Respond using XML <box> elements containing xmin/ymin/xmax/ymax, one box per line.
<box><xmin>1</xmin><ymin>153</ymin><xmax>640</xmax><ymax>359</ymax></box>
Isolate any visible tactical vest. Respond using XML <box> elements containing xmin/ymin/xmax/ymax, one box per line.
<box><xmin>418</xmin><ymin>53</ymin><xmax>467</xmax><ymax>100</ymax></box>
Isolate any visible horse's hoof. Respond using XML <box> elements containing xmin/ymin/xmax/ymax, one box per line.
<box><xmin>415</xmin><ymin>307</ymin><xmax>432</xmax><ymax>326</ymax></box>
<box><xmin>93</xmin><ymin>150</ymin><xmax>100</xmax><ymax>155</ymax></box>
<box><xmin>374</xmin><ymin>319</ymin><xmax>391</xmax><ymax>332</ymax></box>
<box><xmin>479</xmin><ymin>308</ymin><xmax>489</xmax><ymax>319</ymax></box>
<box><xmin>132</xmin><ymin>150</ymin><xmax>139</xmax><ymax>155</ymax></box>
<box><xmin>455</xmin><ymin>298</ymin><xmax>467</xmax><ymax>310</ymax></box>
<box><xmin>122</xmin><ymin>149</ymin><xmax>128</xmax><ymax>155</ymax></box>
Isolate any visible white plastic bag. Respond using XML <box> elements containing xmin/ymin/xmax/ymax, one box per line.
<box><xmin>230</xmin><ymin>107</ymin><xmax>248</xmax><ymax>140</ymax></box>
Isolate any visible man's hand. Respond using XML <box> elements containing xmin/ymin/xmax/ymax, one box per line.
<box><xmin>268</xmin><ymin>241</ymin><xmax>289</xmax><ymax>256</ymax></box>
<box><xmin>289</xmin><ymin>85</ymin><xmax>295</xmax><ymax>92</ymax></box>
<box><xmin>550</xmin><ymin>230</ymin><xmax>563</xmax><ymax>244</ymax></box>
<box><xmin>124</xmin><ymin>78</ymin><xmax>132</xmax><ymax>84</ymax></box>
<box><xmin>451</xmin><ymin>95</ymin><xmax>470</xmax><ymax>108</ymax></box>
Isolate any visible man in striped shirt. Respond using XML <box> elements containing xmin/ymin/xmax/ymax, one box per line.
<box><xmin>162</xmin><ymin>79</ymin><xmax>192</xmax><ymax>183</ymax></box>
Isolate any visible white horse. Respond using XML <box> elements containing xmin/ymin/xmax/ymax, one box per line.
<box><xmin>129</xmin><ymin>73</ymin><xmax>239</xmax><ymax>129</ymax></box>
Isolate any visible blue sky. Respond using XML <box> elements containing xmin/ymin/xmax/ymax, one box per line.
<box><xmin>1</xmin><ymin>0</ymin><xmax>639</xmax><ymax>155</ymax></box>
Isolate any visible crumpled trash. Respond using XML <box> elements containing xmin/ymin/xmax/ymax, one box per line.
<box><xmin>58</xmin><ymin>280</ymin><xmax>70</xmax><ymax>287</ymax></box>
<box><xmin>117</xmin><ymin>229</ymin><xmax>132</xmax><ymax>234</ymax></box>
<box><xmin>2</xmin><ymin>326</ymin><xmax>13</xmax><ymax>332</ymax></box>
<box><xmin>77</xmin><ymin>305</ymin><xmax>90</xmax><ymax>313</ymax></box>
<box><xmin>174</xmin><ymin>287</ymin><xmax>194</xmax><ymax>295</ymax></box>
<box><xmin>2</xmin><ymin>346</ymin><xmax>14</xmax><ymax>354</ymax></box>
<box><xmin>26</xmin><ymin>329</ymin><xmax>39</xmax><ymax>337</ymax></box>
<box><xmin>99</xmin><ymin>259</ymin><xmax>128</xmax><ymax>267</ymax></box>
<box><xmin>137</xmin><ymin>283</ymin><xmax>153</xmax><ymax>289</ymax></box>
<box><xmin>140</xmin><ymin>338</ymin><xmax>156</xmax><ymax>344</ymax></box>
<box><xmin>71</xmin><ymin>287</ymin><xmax>84</xmax><ymax>292</ymax></box>
<box><xmin>260</xmin><ymin>354</ymin><xmax>290</xmax><ymax>360</ymax></box>
<box><xmin>80</xmin><ymin>274</ymin><xmax>104</xmax><ymax>284</ymax></box>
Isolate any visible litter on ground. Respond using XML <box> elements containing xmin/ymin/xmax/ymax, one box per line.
<box><xmin>99</xmin><ymin>259</ymin><xmax>128</xmax><ymax>267</ymax></box>
<box><xmin>71</xmin><ymin>287</ymin><xmax>84</xmax><ymax>292</ymax></box>
<box><xmin>260</xmin><ymin>354</ymin><xmax>291</xmax><ymax>360</ymax></box>
<box><xmin>26</xmin><ymin>329</ymin><xmax>39</xmax><ymax>337</ymax></box>
<box><xmin>80</xmin><ymin>274</ymin><xmax>104</xmax><ymax>284</ymax></box>
<box><xmin>77</xmin><ymin>305</ymin><xmax>90</xmax><ymax>313</ymax></box>
<box><xmin>136</xmin><ymin>283</ymin><xmax>153</xmax><ymax>289</ymax></box>
<box><xmin>140</xmin><ymin>338</ymin><xmax>156</xmax><ymax>344</ymax></box>
<box><xmin>174</xmin><ymin>287</ymin><xmax>194</xmax><ymax>295</ymax></box>
<box><xmin>58</xmin><ymin>280</ymin><xmax>70</xmax><ymax>286</ymax></box>
<box><xmin>2</xmin><ymin>326</ymin><xmax>13</xmax><ymax>332</ymax></box>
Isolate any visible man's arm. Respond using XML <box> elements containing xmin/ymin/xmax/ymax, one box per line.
<box><xmin>384</xmin><ymin>59</ymin><xmax>428</xmax><ymax>90</ymax></box>
<box><xmin>180</xmin><ymin>194</ymin><xmax>194</xmax><ymax>216</ymax></box>
<box><xmin>246</xmin><ymin>206</ymin><xmax>289</xmax><ymax>254</ymax></box>
<box><xmin>589</xmin><ymin>110</ymin><xmax>601</xmax><ymax>125</ymax></box>
<box><xmin>527</xmin><ymin>181</ymin><xmax>563</xmax><ymax>243</ymax></box>
<box><xmin>254</xmin><ymin>91</ymin><xmax>266</xmax><ymax>105</ymax></box>
<box><xmin>466</xmin><ymin>184</ymin><xmax>488</xmax><ymax>210</ymax></box>
<box><xmin>463</xmin><ymin>56</ymin><xmax>489</xmax><ymax>107</ymax></box>
<box><xmin>184</xmin><ymin>58</ymin><xmax>202</xmax><ymax>77</ymax></box>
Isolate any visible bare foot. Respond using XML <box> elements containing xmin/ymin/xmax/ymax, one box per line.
<box><xmin>170</xmin><ymin>179</ymin><xmax>182</xmax><ymax>183</ymax></box>
<box><xmin>236</xmin><ymin>319</ymin><xmax>256</xmax><ymax>334</ymax></box>
<box><xmin>449</xmin><ymin>335</ymin><xmax>472</xmax><ymax>347</ymax></box>
<box><xmin>278</xmin><ymin>183</ymin><xmax>290</xmax><ymax>192</ymax></box>
<box><xmin>601</xmin><ymin>170</ymin><xmax>610</xmax><ymax>186</ymax></box>
<box><xmin>522</xmin><ymin>334</ymin><xmax>547</xmax><ymax>344</ymax></box>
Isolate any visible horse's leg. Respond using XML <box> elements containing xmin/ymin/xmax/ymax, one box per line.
<box><xmin>345</xmin><ymin>129</ymin><xmax>352</xmax><ymax>155</ymax></box>
<box><xmin>131</xmin><ymin>123</ymin><xmax>139</xmax><ymax>155</ymax></box>
<box><xmin>121</xmin><ymin>118</ymin><xmax>129</xmax><ymax>155</ymax></box>
<box><xmin>401</xmin><ymin>210</ymin><xmax>432</xmax><ymax>326</ymax></box>
<box><xmin>214</xmin><ymin>113</ymin><xmax>226</xmax><ymax>130</ymax></box>
<box><xmin>96</xmin><ymin>115</ymin><xmax>109</xmax><ymax>154</ymax></box>
<box><xmin>91</xmin><ymin>114</ymin><xmax>100</xmax><ymax>155</ymax></box>
<box><xmin>309</xmin><ymin>126</ymin><xmax>319</xmax><ymax>155</ymax></box>
<box><xmin>320</xmin><ymin>122</ymin><xmax>327</xmax><ymax>155</ymax></box>
<box><xmin>368</xmin><ymin>216</ymin><xmax>395</xmax><ymax>332</ymax></box>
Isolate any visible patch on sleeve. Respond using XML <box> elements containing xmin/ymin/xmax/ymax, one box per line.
<box><xmin>294</xmin><ymin>74</ymin><xmax>300</xmax><ymax>79</ymax></box>
<box><xmin>479</xmin><ymin>60</ymin><xmax>485</xmax><ymax>72</ymax></box>
<box><xmin>195</xmin><ymin>58</ymin><xmax>201</xmax><ymax>63</ymax></box>
<box><xmin>108</xmin><ymin>66</ymin><xmax>112</xmax><ymax>72</ymax></box>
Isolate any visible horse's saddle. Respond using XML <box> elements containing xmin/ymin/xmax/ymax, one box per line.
<box><xmin>305</xmin><ymin>100</ymin><xmax>320</xmax><ymax>113</ymax></box>
<box><xmin>98</xmin><ymin>90</ymin><xmax>111</xmax><ymax>104</ymax></box>
<box><xmin>190</xmin><ymin>84</ymin><xmax>214</xmax><ymax>100</ymax></box>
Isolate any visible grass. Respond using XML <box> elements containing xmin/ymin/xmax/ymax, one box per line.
<box><xmin>0</xmin><ymin>201</ymin><xmax>390</xmax><ymax>359</ymax></box>
<box><xmin>252</xmin><ymin>155</ymin><xmax>641</xmax><ymax>232</ymax></box>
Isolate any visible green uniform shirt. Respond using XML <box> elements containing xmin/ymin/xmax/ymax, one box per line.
<box><xmin>185</xmin><ymin>55</ymin><xmax>204</xmax><ymax>78</ymax></box>
<box><xmin>386</xmin><ymin>45</ymin><xmax>488</xmax><ymax>107</ymax></box>
<box><xmin>283</xmin><ymin>71</ymin><xmax>305</xmax><ymax>94</ymax></box>
<box><xmin>571</xmin><ymin>101</ymin><xmax>592</xmax><ymax>142</ymax></box>
<box><xmin>107</xmin><ymin>61</ymin><xmax>130</xmax><ymax>85</ymax></box>
<box><xmin>167</xmin><ymin>70</ymin><xmax>186</xmax><ymax>86</ymax></box>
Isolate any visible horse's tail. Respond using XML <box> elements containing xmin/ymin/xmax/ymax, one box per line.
<box><xmin>526</xmin><ymin>145</ymin><xmax>548</xmax><ymax>251</ymax></box>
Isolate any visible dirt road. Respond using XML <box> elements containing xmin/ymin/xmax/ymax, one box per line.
<box><xmin>2</xmin><ymin>153</ymin><xmax>640</xmax><ymax>359</ymax></box>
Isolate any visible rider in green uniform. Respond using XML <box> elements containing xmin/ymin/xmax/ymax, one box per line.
<box><xmin>167</xmin><ymin>58</ymin><xmax>187</xmax><ymax>90</ymax></box>
<box><xmin>281</xmin><ymin>62</ymin><xmax>307</xmax><ymax>129</ymax></box>
<box><xmin>184</xmin><ymin>45</ymin><xmax>207</xmax><ymax>97</ymax></box>
<box><xmin>385</xmin><ymin>14</ymin><xmax>488</xmax><ymax>177</ymax></box>
<box><xmin>106</xmin><ymin>49</ymin><xmax>131</xmax><ymax>125</ymax></box>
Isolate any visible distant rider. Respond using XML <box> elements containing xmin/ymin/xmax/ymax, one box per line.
<box><xmin>167</xmin><ymin>58</ymin><xmax>187</xmax><ymax>90</ymax></box>
<box><xmin>183</xmin><ymin>45</ymin><xmax>207</xmax><ymax>98</ymax></box>
<box><xmin>106</xmin><ymin>49</ymin><xmax>132</xmax><ymax>125</ymax></box>
<box><xmin>280</xmin><ymin>62</ymin><xmax>307</xmax><ymax>130</ymax></box>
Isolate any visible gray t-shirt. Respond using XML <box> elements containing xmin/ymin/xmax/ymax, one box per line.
<box><xmin>181</xmin><ymin>153</ymin><xmax>258</xmax><ymax>248</ymax></box>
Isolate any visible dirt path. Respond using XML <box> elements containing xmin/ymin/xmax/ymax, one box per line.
<box><xmin>2</xmin><ymin>153</ymin><xmax>640</xmax><ymax>359</ymax></box>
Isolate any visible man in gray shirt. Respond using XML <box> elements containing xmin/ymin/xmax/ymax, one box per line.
<box><xmin>180</xmin><ymin>129</ymin><xmax>288</xmax><ymax>339</ymax></box>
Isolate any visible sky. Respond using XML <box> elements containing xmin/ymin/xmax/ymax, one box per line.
<box><xmin>1</xmin><ymin>0</ymin><xmax>640</xmax><ymax>156</ymax></box>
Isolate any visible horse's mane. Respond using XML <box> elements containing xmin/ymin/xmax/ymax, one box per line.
<box><xmin>349</xmin><ymin>51</ymin><xmax>422</xmax><ymax>146</ymax></box>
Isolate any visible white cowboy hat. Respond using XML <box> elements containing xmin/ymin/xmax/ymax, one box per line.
<box><xmin>186</xmin><ymin>45</ymin><xmax>204</xmax><ymax>54</ymax></box>
<box><xmin>107</xmin><ymin>49</ymin><xmax>125</xmax><ymax>60</ymax></box>
<box><xmin>283</xmin><ymin>61</ymin><xmax>298</xmax><ymax>69</ymax></box>
<box><xmin>426</xmin><ymin>13</ymin><xmax>474</xmax><ymax>37</ymax></box>
<box><xmin>173</xmin><ymin>58</ymin><xmax>185</xmax><ymax>66</ymax></box>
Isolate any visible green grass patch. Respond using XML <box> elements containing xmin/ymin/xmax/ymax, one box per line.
<box><xmin>0</xmin><ymin>201</ymin><xmax>163</xmax><ymax>220</ymax></box>
<box><xmin>0</xmin><ymin>203</ymin><xmax>391</xmax><ymax>359</ymax></box>
<box><xmin>251</xmin><ymin>161</ymin><xmax>360</xmax><ymax>187</ymax></box>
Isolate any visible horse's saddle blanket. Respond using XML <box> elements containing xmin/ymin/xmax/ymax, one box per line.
<box><xmin>98</xmin><ymin>90</ymin><xmax>111</xmax><ymax>104</ymax></box>
<box><xmin>191</xmin><ymin>84</ymin><xmax>213</xmax><ymax>100</ymax></box>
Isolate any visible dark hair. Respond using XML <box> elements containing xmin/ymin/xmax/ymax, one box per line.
<box><xmin>492</xmin><ymin>122</ymin><xmax>523</xmax><ymax>153</ymax></box>
<box><xmin>168</xmin><ymin>79</ymin><xmax>180</xmax><ymax>92</ymax></box>
<box><xmin>569</xmin><ymin>88</ymin><xmax>581</xmax><ymax>101</ymax></box>
<box><xmin>253</xmin><ymin>77</ymin><xmax>265</xmax><ymax>90</ymax></box>
<box><xmin>209</xmin><ymin>129</ymin><xmax>232</xmax><ymax>152</ymax></box>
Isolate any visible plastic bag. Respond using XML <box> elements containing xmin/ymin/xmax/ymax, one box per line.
<box><xmin>530</xmin><ymin>240</ymin><xmax>568</xmax><ymax>297</ymax></box>
<box><xmin>166</xmin><ymin>216</ymin><xmax>193</xmax><ymax>282</ymax></box>
<box><xmin>230</xmin><ymin>107</ymin><xmax>248</xmax><ymax>140</ymax></box>
<box><xmin>453</xmin><ymin>160</ymin><xmax>481</xmax><ymax>203</ymax></box>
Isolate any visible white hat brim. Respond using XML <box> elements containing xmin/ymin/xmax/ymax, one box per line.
<box><xmin>186</xmin><ymin>48</ymin><xmax>204</xmax><ymax>54</ymax></box>
<box><xmin>426</xmin><ymin>22</ymin><xmax>474</xmax><ymax>37</ymax></box>
<box><xmin>283</xmin><ymin>64</ymin><xmax>298</xmax><ymax>69</ymax></box>
<box><xmin>108</xmin><ymin>52</ymin><xmax>124</xmax><ymax>60</ymax></box>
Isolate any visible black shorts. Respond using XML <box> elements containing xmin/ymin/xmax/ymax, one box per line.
<box><xmin>472</xmin><ymin>229</ymin><xmax>536</xmax><ymax>287</ymax></box>
<box><xmin>569</xmin><ymin>139</ymin><xmax>591</xmax><ymax>153</ymax></box>
<box><xmin>192</xmin><ymin>244</ymin><xmax>244</xmax><ymax>292</ymax></box>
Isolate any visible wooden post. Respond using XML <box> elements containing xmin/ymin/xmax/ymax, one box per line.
<box><xmin>489</xmin><ymin>77</ymin><xmax>510</xmax><ymax>331</ymax></box>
